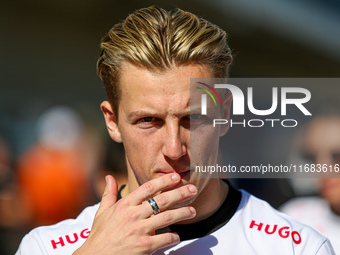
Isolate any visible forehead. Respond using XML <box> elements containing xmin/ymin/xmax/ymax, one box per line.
<box><xmin>305</xmin><ymin>117</ymin><xmax>340</xmax><ymax>150</ymax></box>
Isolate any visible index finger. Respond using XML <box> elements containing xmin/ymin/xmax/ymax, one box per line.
<box><xmin>128</xmin><ymin>173</ymin><xmax>181</xmax><ymax>205</ymax></box>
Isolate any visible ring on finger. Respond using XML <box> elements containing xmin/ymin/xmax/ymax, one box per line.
<box><xmin>147</xmin><ymin>198</ymin><xmax>160</xmax><ymax>215</ymax></box>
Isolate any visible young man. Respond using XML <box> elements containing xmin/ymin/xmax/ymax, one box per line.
<box><xmin>16</xmin><ymin>6</ymin><xmax>335</xmax><ymax>254</ymax></box>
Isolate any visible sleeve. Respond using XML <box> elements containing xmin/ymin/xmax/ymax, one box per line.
<box><xmin>316</xmin><ymin>239</ymin><xmax>336</xmax><ymax>255</ymax></box>
<box><xmin>15</xmin><ymin>234</ymin><xmax>45</xmax><ymax>255</ymax></box>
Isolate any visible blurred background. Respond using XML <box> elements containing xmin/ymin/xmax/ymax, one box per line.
<box><xmin>1</xmin><ymin>0</ymin><xmax>340</xmax><ymax>253</ymax></box>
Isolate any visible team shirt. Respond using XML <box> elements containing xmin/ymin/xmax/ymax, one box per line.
<box><xmin>281</xmin><ymin>196</ymin><xmax>340</xmax><ymax>254</ymax></box>
<box><xmin>16</xmin><ymin>183</ymin><xmax>335</xmax><ymax>254</ymax></box>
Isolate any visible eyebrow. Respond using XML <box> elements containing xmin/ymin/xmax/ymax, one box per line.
<box><xmin>127</xmin><ymin>108</ymin><xmax>197</xmax><ymax>121</ymax></box>
<box><xmin>190</xmin><ymin>107</ymin><xmax>203</xmax><ymax>114</ymax></box>
<box><xmin>127</xmin><ymin>110</ymin><xmax>158</xmax><ymax>122</ymax></box>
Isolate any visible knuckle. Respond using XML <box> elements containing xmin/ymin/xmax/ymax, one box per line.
<box><xmin>162</xmin><ymin>211</ymin><xmax>173</xmax><ymax>223</ymax></box>
<box><xmin>166</xmin><ymin>234</ymin><xmax>173</xmax><ymax>244</ymax></box>
<box><xmin>115</xmin><ymin>199</ymin><xmax>127</xmax><ymax>210</ymax></box>
<box><xmin>143</xmin><ymin>182</ymin><xmax>155</xmax><ymax>194</ymax></box>
<box><xmin>126</xmin><ymin>226</ymin><xmax>137</xmax><ymax>236</ymax></box>
<box><xmin>165</xmin><ymin>233</ymin><xmax>178</xmax><ymax>245</ymax></box>
<box><xmin>155</xmin><ymin>194</ymin><xmax>167</xmax><ymax>207</ymax></box>
<box><xmin>136</xmin><ymin>236</ymin><xmax>152</xmax><ymax>250</ymax></box>
<box><xmin>125</xmin><ymin>211</ymin><xmax>139</xmax><ymax>223</ymax></box>
<box><xmin>101</xmin><ymin>191</ymin><xmax>108</xmax><ymax>200</ymax></box>
<box><xmin>176</xmin><ymin>187</ymin><xmax>186</xmax><ymax>199</ymax></box>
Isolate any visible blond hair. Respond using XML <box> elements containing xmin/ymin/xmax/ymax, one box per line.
<box><xmin>97</xmin><ymin>6</ymin><xmax>233</xmax><ymax>118</ymax></box>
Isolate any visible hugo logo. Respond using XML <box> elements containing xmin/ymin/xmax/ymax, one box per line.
<box><xmin>51</xmin><ymin>228</ymin><xmax>90</xmax><ymax>249</ymax></box>
<box><xmin>249</xmin><ymin>220</ymin><xmax>301</xmax><ymax>244</ymax></box>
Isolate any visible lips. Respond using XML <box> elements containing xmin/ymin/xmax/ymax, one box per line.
<box><xmin>178</xmin><ymin>170</ymin><xmax>190</xmax><ymax>179</ymax></box>
<box><xmin>157</xmin><ymin>169</ymin><xmax>191</xmax><ymax>179</ymax></box>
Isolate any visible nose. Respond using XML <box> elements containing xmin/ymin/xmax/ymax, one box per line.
<box><xmin>161</xmin><ymin>123</ymin><xmax>187</xmax><ymax>161</ymax></box>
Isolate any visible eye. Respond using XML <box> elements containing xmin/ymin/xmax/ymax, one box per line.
<box><xmin>139</xmin><ymin>117</ymin><xmax>156</xmax><ymax>122</ymax></box>
<box><xmin>136</xmin><ymin>117</ymin><xmax>162</xmax><ymax>129</ymax></box>
<box><xmin>182</xmin><ymin>114</ymin><xmax>205</xmax><ymax>129</ymax></box>
<box><xmin>189</xmin><ymin>114</ymin><xmax>202</xmax><ymax>120</ymax></box>
<box><xmin>182</xmin><ymin>114</ymin><xmax>202</xmax><ymax>122</ymax></box>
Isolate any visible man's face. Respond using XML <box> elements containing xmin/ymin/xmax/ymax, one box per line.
<box><xmin>303</xmin><ymin>117</ymin><xmax>340</xmax><ymax>207</ymax></box>
<box><xmin>102</xmin><ymin>62</ymin><xmax>229</xmax><ymax>202</ymax></box>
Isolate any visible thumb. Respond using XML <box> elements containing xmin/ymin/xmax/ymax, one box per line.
<box><xmin>96</xmin><ymin>175</ymin><xmax>118</xmax><ymax>217</ymax></box>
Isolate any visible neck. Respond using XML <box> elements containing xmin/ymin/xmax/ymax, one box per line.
<box><xmin>120</xmin><ymin>167</ymin><xmax>138</xmax><ymax>197</ymax></box>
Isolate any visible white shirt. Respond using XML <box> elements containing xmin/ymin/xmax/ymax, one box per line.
<box><xmin>281</xmin><ymin>196</ymin><xmax>340</xmax><ymax>254</ymax></box>
<box><xmin>16</xmin><ymin>190</ymin><xmax>335</xmax><ymax>254</ymax></box>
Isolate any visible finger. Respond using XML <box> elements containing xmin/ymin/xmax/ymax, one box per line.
<box><xmin>96</xmin><ymin>175</ymin><xmax>118</xmax><ymax>217</ymax></box>
<box><xmin>148</xmin><ymin>232</ymin><xmax>180</xmax><ymax>252</ymax></box>
<box><xmin>142</xmin><ymin>184</ymin><xmax>197</xmax><ymax>216</ymax></box>
<box><xmin>129</xmin><ymin>173</ymin><xmax>181</xmax><ymax>205</ymax></box>
<box><xmin>145</xmin><ymin>206</ymin><xmax>196</xmax><ymax>233</ymax></box>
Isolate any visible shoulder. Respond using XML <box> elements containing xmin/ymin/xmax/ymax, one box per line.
<box><xmin>16</xmin><ymin>203</ymin><xmax>99</xmax><ymax>255</ymax></box>
<box><xmin>239</xmin><ymin>190</ymin><xmax>320</xmax><ymax>233</ymax></box>
<box><xmin>280</xmin><ymin>196</ymin><xmax>328</xmax><ymax>216</ymax></box>
<box><xmin>156</xmin><ymin>190</ymin><xmax>335</xmax><ymax>255</ymax></box>
<box><xmin>235</xmin><ymin>190</ymin><xmax>335</xmax><ymax>254</ymax></box>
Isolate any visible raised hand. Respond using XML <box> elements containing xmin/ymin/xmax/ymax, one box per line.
<box><xmin>73</xmin><ymin>173</ymin><xmax>197</xmax><ymax>254</ymax></box>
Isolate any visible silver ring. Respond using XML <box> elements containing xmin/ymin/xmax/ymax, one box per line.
<box><xmin>147</xmin><ymin>198</ymin><xmax>160</xmax><ymax>215</ymax></box>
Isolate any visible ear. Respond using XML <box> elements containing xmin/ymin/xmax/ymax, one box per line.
<box><xmin>101</xmin><ymin>101</ymin><xmax>123</xmax><ymax>143</ymax></box>
<box><xmin>219</xmin><ymin>92</ymin><xmax>233</xmax><ymax>137</ymax></box>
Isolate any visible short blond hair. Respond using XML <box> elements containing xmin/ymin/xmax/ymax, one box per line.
<box><xmin>97</xmin><ymin>5</ymin><xmax>233</xmax><ymax>118</ymax></box>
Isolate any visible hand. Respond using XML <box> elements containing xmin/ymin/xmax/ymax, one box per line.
<box><xmin>73</xmin><ymin>173</ymin><xmax>197</xmax><ymax>254</ymax></box>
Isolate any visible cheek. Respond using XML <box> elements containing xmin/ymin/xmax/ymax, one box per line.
<box><xmin>123</xmin><ymin>129</ymin><xmax>152</xmax><ymax>151</ymax></box>
<box><xmin>191</xmin><ymin>127</ymin><xmax>220</xmax><ymax>156</ymax></box>
<box><xmin>122</xmin><ymin>131</ymin><xmax>161</xmax><ymax>170</ymax></box>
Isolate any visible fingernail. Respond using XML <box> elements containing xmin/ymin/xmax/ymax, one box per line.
<box><xmin>190</xmin><ymin>207</ymin><xmax>196</xmax><ymax>214</ymax></box>
<box><xmin>188</xmin><ymin>185</ymin><xmax>197</xmax><ymax>193</ymax></box>
<box><xmin>172</xmin><ymin>173</ymin><xmax>180</xmax><ymax>181</ymax></box>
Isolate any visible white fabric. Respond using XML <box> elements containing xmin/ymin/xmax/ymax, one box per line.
<box><xmin>16</xmin><ymin>190</ymin><xmax>335</xmax><ymax>255</ymax></box>
<box><xmin>281</xmin><ymin>196</ymin><xmax>340</xmax><ymax>254</ymax></box>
